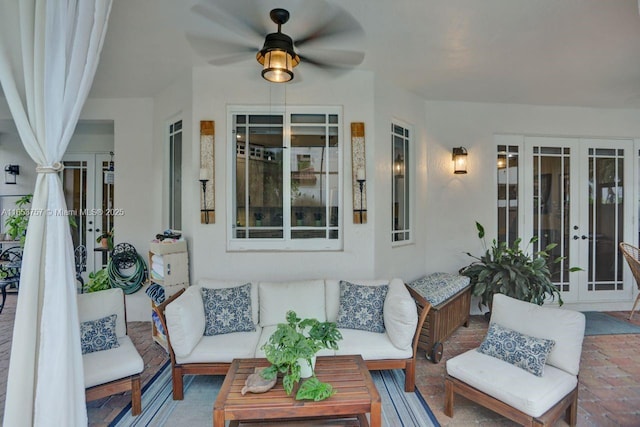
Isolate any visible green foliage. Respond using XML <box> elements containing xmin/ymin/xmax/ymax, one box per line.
<box><xmin>295</xmin><ymin>377</ymin><xmax>335</xmax><ymax>401</ymax></box>
<box><xmin>261</xmin><ymin>310</ymin><xmax>342</xmax><ymax>400</ymax></box>
<box><xmin>96</xmin><ymin>228</ymin><xmax>114</xmax><ymax>251</ymax></box>
<box><xmin>4</xmin><ymin>195</ymin><xmax>32</xmax><ymax>246</ymax></box>
<box><xmin>460</xmin><ymin>222</ymin><xmax>579</xmax><ymax>309</ymax></box>
<box><xmin>84</xmin><ymin>268</ymin><xmax>111</xmax><ymax>293</ymax></box>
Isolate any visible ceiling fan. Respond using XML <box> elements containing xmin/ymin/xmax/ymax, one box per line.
<box><xmin>186</xmin><ymin>1</ymin><xmax>365</xmax><ymax>83</ymax></box>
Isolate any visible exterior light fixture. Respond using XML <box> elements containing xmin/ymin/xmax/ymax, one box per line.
<box><xmin>4</xmin><ymin>164</ymin><xmax>19</xmax><ymax>184</ymax></box>
<box><xmin>256</xmin><ymin>9</ymin><xmax>300</xmax><ymax>83</ymax></box>
<box><xmin>199</xmin><ymin>168</ymin><xmax>212</xmax><ymax>224</ymax></box>
<box><xmin>452</xmin><ymin>147</ymin><xmax>468</xmax><ymax>174</ymax></box>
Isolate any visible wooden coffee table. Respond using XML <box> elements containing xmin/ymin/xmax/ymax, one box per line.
<box><xmin>213</xmin><ymin>355</ymin><xmax>381</xmax><ymax>427</ymax></box>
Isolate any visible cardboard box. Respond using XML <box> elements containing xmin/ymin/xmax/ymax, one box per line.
<box><xmin>149</xmin><ymin>240</ymin><xmax>187</xmax><ymax>255</ymax></box>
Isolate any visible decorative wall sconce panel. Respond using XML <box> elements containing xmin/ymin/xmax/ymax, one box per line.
<box><xmin>351</xmin><ymin>122</ymin><xmax>367</xmax><ymax>224</ymax></box>
<box><xmin>200</xmin><ymin>121</ymin><xmax>215</xmax><ymax>223</ymax></box>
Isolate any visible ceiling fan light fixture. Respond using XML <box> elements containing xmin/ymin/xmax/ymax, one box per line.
<box><xmin>256</xmin><ymin>9</ymin><xmax>300</xmax><ymax>83</ymax></box>
<box><xmin>260</xmin><ymin>48</ymin><xmax>296</xmax><ymax>83</ymax></box>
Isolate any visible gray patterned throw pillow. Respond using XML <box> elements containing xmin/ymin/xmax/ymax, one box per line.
<box><xmin>478</xmin><ymin>322</ymin><xmax>555</xmax><ymax>377</ymax></box>
<box><xmin>80</xmin><ymin>314</ymin><xmax>120</xmax><ymax>355</ymax></box>
<box><xmin>336</xmin><ymin>281</ymin><xmax>388</xmax><ymax>333</ymax></box>
<box><xmin>202</xmin><ymin>283</ymin><xmax>256</xmax><ymax>336</ymax></box>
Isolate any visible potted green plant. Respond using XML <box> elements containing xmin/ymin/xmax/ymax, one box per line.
<box><xmin>4</xmin><ymin>194</ymin><xmax>32</xmax><ymax>246</ymax></box>
<box><xmin>460</xmin><ymin>222</ymin><xmax>580</xmax><ymax>313</ymax></box>
<box><xmin>84</xmin><ymin>268</ymin><xmax>111</xmax><ymax>293</ymax></box>
<box><xmin>96</xmin><ymin>228</ymin><xmax>114</xmax><ymax>251</ymax></box>
<box><xmin>261</xmin><ymin>310</ymin><xmax>342</xmax><ymax>401</ymax></box>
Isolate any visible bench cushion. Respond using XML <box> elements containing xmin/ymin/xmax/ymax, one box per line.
<box><xmin>447</xmin><ymin>348</ymin><xmax>577</xmax><ymax>418</ymax></box>
<box><xmin>407</xmin><ymin>273</ymin><xmax>470</xmax><ymax>307</ymax></box>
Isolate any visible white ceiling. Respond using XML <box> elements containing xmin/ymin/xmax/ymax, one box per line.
<box><xmin>89</xmin><ymin>0</ymin><xmax>640</xmax><ymax>109</ymax></box>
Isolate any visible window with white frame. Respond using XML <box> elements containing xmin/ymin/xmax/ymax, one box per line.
<box><xmin>168</xmin><ymin>119</ymin><xmax>182</xmax><ymax>230</ymax></box>
<box><xmin>228</xmin><ymin>106</ymin><xmax>342</xmax><ymax>251</ymax></box>
<box><xmin>392</xmin><ymin>122</ymin><xmax>411</xmax><ymax>243</ymax></box>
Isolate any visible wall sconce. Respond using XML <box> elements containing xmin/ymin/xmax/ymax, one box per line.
<box><xmin>452</xmin><ymin>147</ymin><xmax>468</xmax><ymax>174</ymax></box>
<box><xmin>4</xmin><ymin>165</ymin><xmax>19</xmax><ymax>184</ymax></box>
<box><xmin>393</xmin><ymin>154</ymin><xmax>405</xmax><ymax>177</ymax></box>
<box><xmin>199</xmin><ymin>168</ymin><xmax>212</xmax><ymax>224</ymax></box>
<box><xmin>356</xmin><ymin>168</ymin><xmax>366</xmax><ymax>224</ymax></box>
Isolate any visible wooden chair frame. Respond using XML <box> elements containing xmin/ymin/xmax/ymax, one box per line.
<box><xmin>153</xmin><ymin>288</ymin><xmax>431</xmax><ymax>400</ymax></box>
<box><xmin>620</xmin><ymin>242</ymin><xmax>640</xmax><ymax>320</ymax></box>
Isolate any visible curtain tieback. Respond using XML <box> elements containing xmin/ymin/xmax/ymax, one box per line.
<box><xmin>36</xmin><ymin>162</ymin><xmax>64</xmax><ymax>173</ymax></box>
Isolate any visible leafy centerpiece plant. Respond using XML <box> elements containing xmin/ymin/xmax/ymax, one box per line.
<box><xmin>460</xmin><ymin>222</ymin><xmax>580</xmax><ymax>311</ymax></box>
<box><xmin>261</xmin><ymin>310</ymin><xmax>342</xmax><ymax>401</ymax></box>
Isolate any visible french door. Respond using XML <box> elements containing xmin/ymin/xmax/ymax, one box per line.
<box><xmin>523</xmin><ymin>137</ymin><xmax>633</xmax><ymax>304</ymax></box>
<box><xmin>62</xmin><ymin>153</ymin><xmax>115</xmax><ymax>277</ymax></box>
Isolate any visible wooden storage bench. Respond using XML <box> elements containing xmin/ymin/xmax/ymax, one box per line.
<box><xmin>406</xmin><ymin>273</ymin><xmax>471</xmax><ymax>363</ymax></box>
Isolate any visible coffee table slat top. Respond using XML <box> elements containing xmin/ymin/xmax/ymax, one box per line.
<box><xmin>214</xmin><ymin>355</ymin><xmax>381</xmax><ymax>427</ymax></box>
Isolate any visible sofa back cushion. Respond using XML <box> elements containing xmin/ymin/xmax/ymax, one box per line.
<box><xmin>199</xmin><ymin>279</ymin><xmax>259</xmax><ymax>325</ymax></box>
<box><xmin>490</xmin><ymin>293</ymin><xmax>585</xmax><ymax>376</ymax></box>
<box><xmin>77</xmin><ymin>288</ymin><xmax>126</xmax><ymax>338</ymax></box>
<box><xmin>258</xmin><ymin>280</ymin><xmax>326</xmax><ymax>326</ymax></box>
<box><xmin>165</xmin><ymin>286</ymin><xmax>205</xmax><ymax>358</ymax></box>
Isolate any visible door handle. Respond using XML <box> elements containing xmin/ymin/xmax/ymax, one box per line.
<box><xmin>88</xmin><ymin>228</ymin><xmax>93</xmax><ymax>232</ymax></box>
<box><xmin>573</xmin><ymin>235</ymin><xmax>588</xmax><ymax>240</ymax></box>
<box><xmin>582</xmin><ymin>235</ymin><xmax>588</xmax><ymax>240</ymax></box>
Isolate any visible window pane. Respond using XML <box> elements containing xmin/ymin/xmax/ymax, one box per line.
<box><xmin>234</xmin><ymin>118</ymin><xmax>283</xmax><ymax>238</ymax></box>
<box><xmin>392</xmin><ymin>122</ymin><xmax>410</xmax><ymax>243</ymax></box>
<box><xmin>169</xmin><ymin>120</ymin><xmax>182</xmax><ymax>230</ymax></box>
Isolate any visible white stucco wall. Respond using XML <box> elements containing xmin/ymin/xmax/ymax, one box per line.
<box><xmin>423</xmin><ymin>100</ymin><xmax>640</xmax><ymax>311</ymax></box>
<box><xmin>186</xmin><ymin>66</ymin><xmax>378</xmax><ymax>283</ymax></box>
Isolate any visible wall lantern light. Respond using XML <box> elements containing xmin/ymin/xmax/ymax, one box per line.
<box><xmin>452</xmin><ymin>147</ymin><xmax>468</xmax><ymax>174</ymax></box>
<box><xmin>4</xmin><ymin>164</ymin><xmax>19</xmax><ymax>184</ymax></box>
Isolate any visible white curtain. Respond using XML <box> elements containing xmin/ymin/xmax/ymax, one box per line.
<box><xmin>0</xmin><ymin>1</ymin><xmax>112</xmax><ymax>426</ymax></box>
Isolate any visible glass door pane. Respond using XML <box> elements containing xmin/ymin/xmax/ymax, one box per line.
<box><xmin>587</xmin><ymin>148</ymin><xmax>624</xmax><ymax>292</ymax></box>
<box><xmin>532</xmin><ymin>145</ymin><xmax>572</xmax><ymax>293</ymax></box>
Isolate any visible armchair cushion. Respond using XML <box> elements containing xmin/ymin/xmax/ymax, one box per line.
<box><xmin>80</xmin><ymin>313</ymin><xmax>120</xmax><ymax>354</ymax></box>
<box><xmin>447</xmin><ymin>348</ymin><xmax>577</xmax><ymax>418</ymax></box>
<box><xmin>83</xmin><ymin>336</ymin><xmax>144</xmax><ymax>388</ymax></box>
<box><xmin>490</xmin><ymin>294</ymin><xmax>586</xmax><ymax>375</ymax></box>
<box><xmin>478</xmin><ymin>322</ymin><xmax>555</xmax><ymax>377</ymax></box>
<box><xmin>336</xmin><ymin>281</ymin><xmax>388</xmax><ymax>333</ymax></box>
<box><xmin>202</xmin><ymin>283</ymin><xmax>255</xmax><ymax>336</ymax></box>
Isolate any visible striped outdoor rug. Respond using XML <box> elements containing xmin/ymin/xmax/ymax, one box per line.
<box><xmin>112</xmin><ymin>363</ymin><xmax>439</xmax><ymax>427</ymax></box>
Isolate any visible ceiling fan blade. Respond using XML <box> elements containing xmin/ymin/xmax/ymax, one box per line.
<box><xmin>299</xmin><ymin>49</ymin><xmax>365</xmax><ymax>69</ymax></box>
<box><xmin>209</xmin><ymin>52</ymin><xmax>256</xmax><ymax>66</ymax></box>
<box><xmin>294</xmin><ymin>5</ymin><xmax>364</xmax><ymax>48</ymax></box>
<box><xmin>186</xmin><ymin>34</ymin><xmax>257</xmax><ymax>59</ymax></box>
<box><xmin>191</xmin><ymin>2</ymin><xmax>266</xmax><ymax>43</ymax></box>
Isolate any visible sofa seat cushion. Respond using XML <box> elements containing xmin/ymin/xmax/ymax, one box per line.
<box><xmin>259</xmin><ymin>280</ymin><xmax>326</xmax><ymax>326</ymax></box>
<box><xmin>447</xmin><ymin>348</ymin><xmax>578</xmax><ymax>418</ymax></box>
<box><xmin>334</xmin><ymin>328</ymin><xmax>412</xmax><ymax>360</ymax></box>
<box><xmin>407</xmin><ymin>273</ymin><xmax>470</xmax><ymax>307</ymax></box>
<box><xmin>175</xmin><ymin>329</ymin><xmax>262</xmax><ymax>364</ymax></box>
<box><xmin>254</xmin><ymin>325</ymin><xmax>336</xmax><ymax>359</ymax></box>
<box><xmin>83</xmin><ymin>336</ymin><xmax>144</xmax><ymax>389</ymax></box>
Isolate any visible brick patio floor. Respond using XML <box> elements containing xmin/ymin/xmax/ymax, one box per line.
<box><xmin>1</xmin><ymin>291</ymin><xmax>640</xmax><ymax>426</ymax></box>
